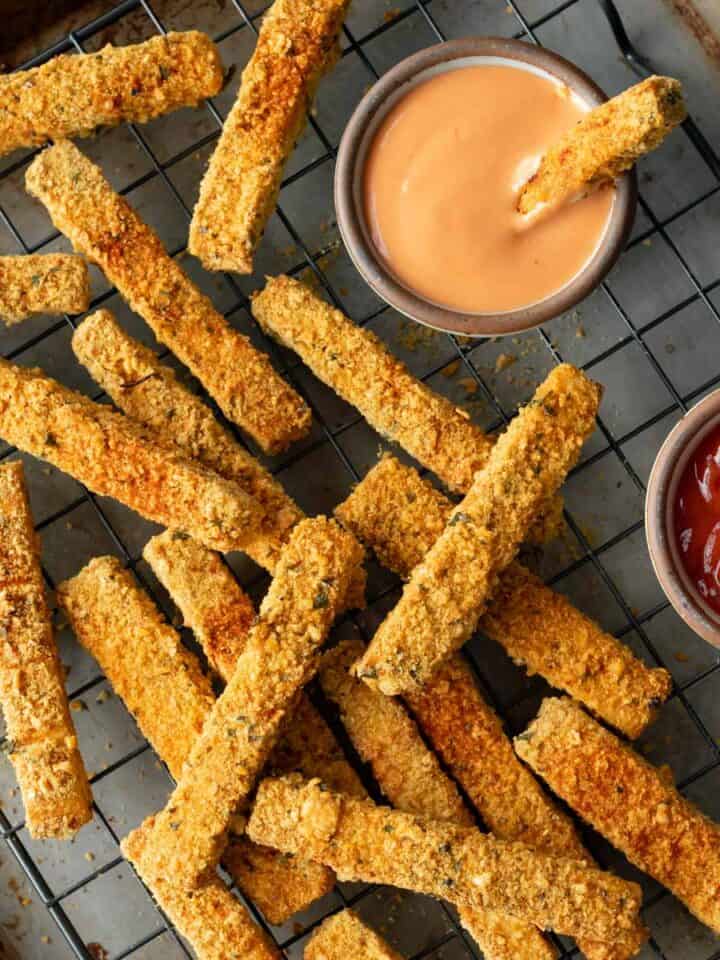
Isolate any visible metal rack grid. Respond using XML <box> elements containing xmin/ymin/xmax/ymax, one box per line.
<box><xmin>1</xmin><ymin>0</ymin><xmax>720</xmax><ymax>958</ymax></box>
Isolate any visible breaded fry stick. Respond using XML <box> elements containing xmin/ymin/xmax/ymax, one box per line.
<box><xmin>252</xmin><ymin>274</ymin><xmax>491</xmax><ymax>493</ymax></box>
<box><xmin>319</xmin><ymin>639</ymin><xmax>558</xmax><ymax>960</ymax></box>
<box><xmin>0</xmin><ymin>32</ymin><xmax>223</xmax><ymax>158</ymax></box>
<box><xmin>26</xmin><ymin>142</ymin><xmax>310</xmax><ymax>455</ymax></box>
<box><xmin>0</xmin><ymin>462</ymin><xmax>91</xmax><ymax>838</ymax></box>
<box><xmin>57</xmin><ymin>556</ymin><xmax>215</xmax><ymax>780</ymax></box>
<box><xmin>516</xmin><ymin>697</ymin><xmax>720</xmax><ymax>934</ymax></box>
<box><xmin>188</xmin><ymin>0</ymin><xmax>349</xmax><ymax>273</ymax></box>
<box><xmin>124</xmin><ymin>517</ymin><xmax>363</xmax><ymax>884</ymax></box>
<box><xmin>247</xmin><ymin>776</ymin><xmax>642</xmax><ymax>943</ymax></box>
<box><xmin>0</xmin><ymin>255</ymin><xmax>89</xmax><ymax>324</ymax></box>
<box><xmin>305</xmin><ymin>910</ymin><xmax>404</xmax><ymax>960</ymax></box>
<box><xmin>355</xmin><ymin>365</ymin><xmax>601</xmax><ymax>694</ymax></box>
<box><xmin>336</xmin><ymin>455</ymin><xmax>671</xmax><ymax>738</ymax></box>
<box><xmin>74</xmin><ymin>310</ymin><xmax>303</xmax><ymax>572</ymax></box>
<box><xmin>123</xmin><ymin>823</ymin><xmax>279</xmax><ymax>960</ymax></box>
<box><xmin>518</xmin><ymin>76</ymin><xmax>686</xmax><ymax>215</ymax></box>
<box><xmin>58</xmin><ymin>553</ymin><xmax>339</xmax><ymax>925</ymax></box>
<box><xmin>0</xmin><ymin>359</ymin><xmax>262</xmax><ymax>552</ymax></box>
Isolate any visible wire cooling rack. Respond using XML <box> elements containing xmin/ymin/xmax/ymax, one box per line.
<box><xmin>2</xmin><ymin>1</ymin><xmax>720</xmax><ymax>958</ymax></box>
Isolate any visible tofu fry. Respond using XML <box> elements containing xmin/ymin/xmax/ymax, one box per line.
<box><xmin>305</xmin><ymin>910</ymin><xmax>404</xmax><ymax>960</ymax></box>
<box><xmin>0</xmin><ymin>32</ymin><xmax>223</xmax><ymax>157</ymax></box>
<box><xmin>58</xmin><ymin>553</ymin><xmax>338</xmax><ymax>926</ymax></box>
<box><xmin>336</xmin><ymin>455</ymin><xmax>671</xmax><ymax>738</ymax></box>
<box><xmin>354</xmin><ymin>365</ymin><xmax>601</xmax><ymax>694</ymax></box>
<box><xmin>0</xmin><ymin>359</ymin><xmax>262</xmax><ymax>553</ymax></box>
<box><xmin>0</xmin><ymin>462</ymin><xmax>91</xmax><ymax>838</ymax></box>
<box><xmin>516</xmin><ymin>697</ymin><xmax>720</xmax><ymax>934</ymax></box>
<box><xmin>26</xmin><ymin>141</ymin><xmax>310</xmax><ymax>455</ymax></box>
<box><xmin>188</xmin><ymin>0</ymin><xmax>349</xmax><ymax>273</ymax></box>
<box><xmin>247</xmin><ymin>776</ymin><xmax>643</xmax><ymax>943</ymax></box>
<box><xmin>124</xmin><ymin>517</ymin><xmax>363</xmax><ymax>884</ymax></box>
<box><xmin>0</xmin><ymin>255</ymin><xmax>89</xmax><ymax>324</ymax></box>
<box><xmin>518</xmin><ymin>76</ymin><xmax>686</xmax><ymax>215</ymax></box>
<box><xmin>74</xmin><ymin>310</ymin><xmax>303</xmax><ymax>573</ymax></box>
<box><xmin>319</xmin><ymin>639</ymin><xmax>558</xmax><ymax>960</ymax></box>
<box><xmin>123</xmin><ymin>824</ymin><xmax>279</xmax><ymax>960</ymax></box>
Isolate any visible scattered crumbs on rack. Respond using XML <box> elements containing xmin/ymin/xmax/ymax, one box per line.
<box><xmin>95</xmin><ymin>689</ymin><xmax>111</xmax><ymax>704</ymax></box>
<box><xmin>495</xmin><ymin>352</ymin><xmax>516</xmax><ymax>372</ymax></box>
<box><xmin>396</xmin><ymin>318</ymin><xmax>440</xmax><ymax>354</ymax></box>
<box><xmin>88</xmin><ymin>943</ymin><xmax>109</xmax><ymax>960</ymax></box>
<box><xmin>40</xmin><ymin>935</ymin><xmax>51</xmax><ymax>945</ymax></box>
<box><xmin>69</xmin><ymin>699</ymin><xmax>87</xmax><ymax>712</ymax></box>
<box><xmin>441</xmin><ymin>359</ymin><xmax>460</xmax><ymax>378</ymax></box>
<box><xmin>84</xmin><ymin>852</ymin><xmax>95</xmax><ymax>862</ymax></box>
<box><xmin>384</xmin><ymin>7</ymin><xmax>401</xmax><ymax>23</ymax></box>
<box><xmin>674</xmin><ymin>651</ymin><xmax>690</xmax><ymax>663</ymax></box>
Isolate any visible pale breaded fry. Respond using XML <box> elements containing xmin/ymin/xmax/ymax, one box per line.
<box><xmin>518</xmin><ymin>76</ymin><xmax>686</xmax><ymax>215</ymax></box>
<box><xmin>0</xmin><ymin>32</ymin><xmax>223</xmax><ymax>158</ymax></box>
<box><xmin>57</xmin><ymin>556</ymin><xmax>215</xmax><ymax>780</ymax></box>
<box><xmin>0</xmin><ymin>359</ymin><xmax>262</xmax><ymax>553</ymax></box>
<box><xmin>319</xmin><ymin>638</ymin><xmax>558</xmax><ymax>960</ymax></box>
<box><xmin>123</xmin><ymin>823</ymin><xmax>279</xmax><ymax>960</ymax></box>
<box><xmin>247</xmin><ymin>776</ymin><xmax>643</xmax><ymax>943</ymax></box>
<box><xmin>58</xmin><ymin>552</ymin><xmax>336</xmax><ymax>925</ymax></box>
<box><xmin>125</xmin><ymin>517</ymin><xmax>364</xmax><ymax>884</ymax></box>
<box><xmin>305</xmin><ymin>910</ymin><xmax>404</xmax><ymax>960</ymax></box>
<box><xmin>0</xmin><ymin>462</ymin><xmax>91</xmax><ymax>838</ymax></box>
<box><xmin>26</xmin><ymin>142</ymin><xmax>310</xmax><ymax>455</ymax></box>
<box><xmin>354</xmin><ymin>365</ymin><xmax>601</xmax><ymax>694</ymax></box>
<box><xmin>516</xmin><ymin>697</ymin><xmax>720</xmax><ymax>934</ymax></box>
<box><xmin>0</xmin><ymin>255</ymin><xmax>89</xmax><ymax>324</ymax></box>
<box><xmin>336</xmin><ymin>455</ymin><xmax>671</xmax><ymax>738</ymax></box>
<box><xmin>252</xmin><ymin>274</ymin><xmax>491</xmax><ymax>493</ymax></box>
<box><xmin>74</xmin><ymin>311</ymin><xmax>303</xmax><ymax>573</ymax></box>
<box><xmin>188</xmin><ymin>0</ymin><xmax>349</xmax><ymax>273</ymax></box>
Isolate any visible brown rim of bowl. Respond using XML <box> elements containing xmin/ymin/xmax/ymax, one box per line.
<box><xmin>334</xmin><ymin>36</ymin><xmax>638</xmax><ymax>338</ymax></box>
<box><xmin>646</xmin><ymin>389</ymin><xmax>720</xmax><ymax>649</ymax></box>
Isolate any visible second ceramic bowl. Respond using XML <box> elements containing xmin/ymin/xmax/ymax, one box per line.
<box><xmin>334</xmin><ymin>36</ymin><xmax>638</xmax><ymax>338</ymax></box>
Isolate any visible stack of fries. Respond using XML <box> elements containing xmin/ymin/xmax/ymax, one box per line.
<box><xmin>0</xmin><ymin>4</ymin><xmax>706</xmax><ymax>960</ymax></box>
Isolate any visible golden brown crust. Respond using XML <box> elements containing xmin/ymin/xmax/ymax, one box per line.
<box><xmin>123</xmin><ymin>823</ymin><xmax>279</xmax><ymax>960</ymax></box>
<box><xmin>0</xmin><ymin>32</ymin><xmax>223</xmax><ymax>157</ymax></box>
<box><xmin>305</xmin><ymin>910</ymin><xmax>404</xmax><ymax>960</ymax></box>
<box><xmin>57</xmin><ymin>556</ymin><xmax>215</xmax><ymax>780</ymax></box>
<box><xmin>318</xmin><ymin>639</ymin><xmax>557</xmax><ymax>960</ymax></box>
<box><xmin>354</xmin><ymin>365</ymin><xmax>601</xmax><ymax>694</ymax></box>
<box><xmin>518</xmin><ymin>76</ymin><xmax>686</xmax><ymax>215</ymax></box>
<box><xmin>129</xmin><ymin>518</ymin><xmax>364</xmax><ymax>884</ymax></box>
<box><xmin>188</xmin><ymin>0</ymin><xmax>349</xmax><ymax>273</ymax></box>
<box><xmin>0</xmin><ymin>359</ymin><xmax>263</xmax><ymax>552</ymax></box>
<box><xmin>0</xmin><ymin>255</ymin><xmax>89</xmax><ymax>324</ymax></box>
<box><xmin>75</xmin><ymin>310</ymin><xmax>304</xmax><ymax>572</ymax></box>
<box><xmin>26</xmin><ymin>141</ymin><xmax>310</xmax><ymax>454</ymax></box>
<box><xmin>247</xmin><ymin>776</ymin><xmax>642</xmax><ymax>943</ymax></box>
<box><xmin>0</xmin><ymin>462</ymin><xmax>91</xmax><ymax>838</ymax></box>
<box><xmin>252</xmin><ymin>275</ymin><xmax>491</xmax><ymax>493</ymax></box>
<box><xmin>516</xmin><ymin>698</ymin><xmax>720</xmax><ymax>935</ymax></box>
<box><xmin>338</xmin><ymin>454</ymin><xmax>670</xmax><ymax>738</ymax></box>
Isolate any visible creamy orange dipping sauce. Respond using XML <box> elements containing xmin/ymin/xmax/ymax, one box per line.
<box><xmin>363</xmin><ymin>63</ymin><xmax>614</xmax><ymax>316</ymax></box>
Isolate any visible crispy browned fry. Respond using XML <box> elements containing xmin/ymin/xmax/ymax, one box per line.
<box><xmin>123</xmin><ymin>823</ymin><xmax>279</xmax><ymax>960</ymax></box>
<box><xmin>0</xmin><ymin>462</ymin><xmax>91</xmax><ymax>838</ymax></box>
<box><xmin>57</xmin><ymin>556</ymin><xmax>215</xmax><ymax>779</ymax></box>
<box><xmin>252</xmin><ymin>274</ymin><xmax>491</xmax><ymax>493</ymax></box>
<box><xmin>0</xmin><ymin>359</ymin><xmax>262</xmax><ymax>552</ymax></box>
<box><xmin>0</xmin><ymin>32</ymin><xmax>223</xmax><ymax>158</ymax></box>
<box><xmin>305</xmin><ymin>910</ymin><xmax>404</xmax><ymax>960</ymax></box>
<box><xmin>248</xmin><ymin>775</ymin><xmax>643</xmax><ymax>943</ymax></box>
<box><xmin>125</xmin><ymin>517</ymin><xmax>363</xmax><ymax>884</ymax></box>
<box><xmin>26</xmin><ymin>142</ymin><xmax>310</xmax><ymax>455</ymax></box>
<box><xmin>188</xmin><ymin>0</ymin><xmax>349</xmax><ymax>273</ymax></box>
<box><xmin>516</xmin><ymin>697</ymin><xmax>720</xmax><ymax>934</ymax></box>
<box><xmin>74</xmin><ymin>310</ymin><xmax>303</xmax><ymax>572</ymax></box>
<box><xmin>518</xmin><ymin>76</ymin><xmax>686</xmax><ymax>215</ymax></box>
<box><xmin>319</xmin><ymin>638</ymin><xmax>557</xmax><ymax>960</ymax></box>
<box><xmin>336</xmin><ymin>454</ymin><xmax>671</xmax><ymax>738</ymax></box>
<box><xmin>0</xmin><ymin>255</ymin><xmax>89</xmax><ymax>324</ymax></box>
<box><xmin>58</xmin><ymin>552</ymin><xmax>338</xmax><ymax>925</ymax></box>
<box><xmin>355</xmin><ymin>365</ymin><xmax>601</xmax><ymax>694</ymax></box>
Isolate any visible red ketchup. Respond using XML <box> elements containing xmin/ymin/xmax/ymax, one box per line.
<box><xmin>674</xmin><ymin>422</ymin><xmax>720</xmax><ymax>615</ymax></box>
